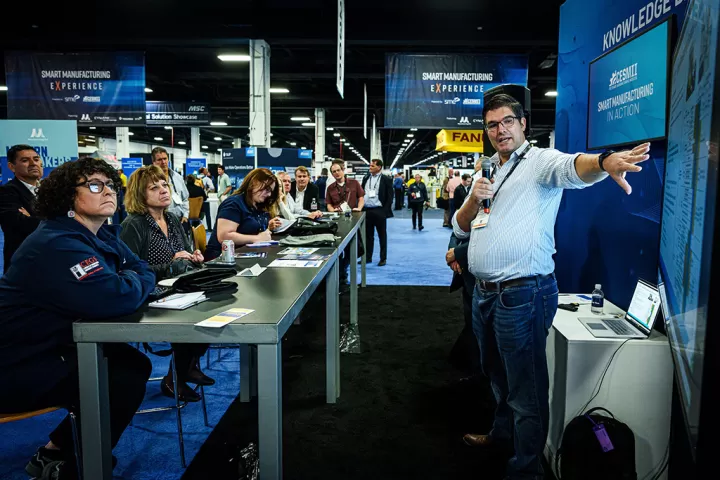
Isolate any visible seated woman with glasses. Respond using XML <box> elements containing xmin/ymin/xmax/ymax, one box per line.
<box><xmin>276</xmin><ymin>171</ymin><xmax>323</xmax><ymax>221</ymax></box>
<box><xmin>0</xmin><ymin>158</ymin><xmax>155</xmax><ymax>479</ymax></box>
<box><xmin>120</xmin><ymin>165</ymin><xmax>212</xmax><ymax>402</ymax></box>
<box><xmin>204</xmin><ymin>168</ymin><xmax>283</xmax><ymax>260</ymax></box>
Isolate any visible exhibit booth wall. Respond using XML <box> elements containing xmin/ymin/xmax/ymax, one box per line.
<box><xmin>554</xmin><ymin>0</ymin><xmax>688</xmax><ymax>309</ymax></box>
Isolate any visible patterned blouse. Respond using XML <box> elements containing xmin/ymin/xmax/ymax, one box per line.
<box><xmin>145</xmin><ymin>213</ymin><xmax>185</xmax><ymax>267</ymax></box>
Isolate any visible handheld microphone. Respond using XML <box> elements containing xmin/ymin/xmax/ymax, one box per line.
<box><xmin>481</xmin><ymin>159</ymin><xmax>493</xmax><ymax>213</ymax></box>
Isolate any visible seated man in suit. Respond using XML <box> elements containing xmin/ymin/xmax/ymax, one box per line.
<box><xmin>0</xmin><ymin>144</ymin><xmax>43</xmax><ymax>272</ymax></box>
<box><xmin>290</xmin><ymin>166</ymin><xmax>321</xmax><ymax>212</ymax></box>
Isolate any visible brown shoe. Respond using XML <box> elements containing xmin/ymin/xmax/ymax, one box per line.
<box><xmin>463</xmin><ymin>433</ymin><xmax>496</xmax><ymax>447</ymax></box>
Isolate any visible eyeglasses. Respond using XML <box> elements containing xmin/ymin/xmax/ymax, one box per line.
<box><xmin>77</xmin><ymin>179</ymin><xmax>117</xmax><ymax>194</ymax></box>
<box><xmin>485</xmin><ymin>116</ymin><xmax>520</xmax><ymax>133</ymax></box>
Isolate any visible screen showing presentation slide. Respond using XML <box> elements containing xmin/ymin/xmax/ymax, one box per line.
<box><xmin>626</xmin><ymin>281</ymin><xmax>661</xmax><ymax>329</ymax></box>
<box><xmin>658</xmin><ymin>0</ymin><xmax>718</xmax><ymax>451</ymax></box>
<box><xmin>587</xmin><ymin>19</ymin><xmax>670</xmax><ymax>150</ymax></box>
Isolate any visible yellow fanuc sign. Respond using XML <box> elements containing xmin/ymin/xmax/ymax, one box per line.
<box><xmin>436</xmin><ymin>129</ymin><xmax>484</xmax><ymax>153</ymax></box>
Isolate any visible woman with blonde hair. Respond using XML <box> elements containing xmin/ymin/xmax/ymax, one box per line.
<box><xmin>120</xmin><ymin>165</ymin><xmax>211</xmax><ymax>402</ymax></box>
<box><xmin>204</xmin><ymin>168</ymin><xmax>283</xmax><ymax>259</ymax></box>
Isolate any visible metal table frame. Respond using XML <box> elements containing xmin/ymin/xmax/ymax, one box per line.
<box><xmin>73</xmin><ymin>213</ymin><xmax>365</xmax><ymax>480</ymax></box>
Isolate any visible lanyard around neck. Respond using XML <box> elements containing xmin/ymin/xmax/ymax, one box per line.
<box><xmin>492</xmin><ymin>143</ymin><xmax>532</xmax><ymax>202</ymax></box>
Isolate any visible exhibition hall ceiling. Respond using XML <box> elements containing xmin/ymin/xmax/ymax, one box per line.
<box><xmin>0</xmin><ymin>0</ymin><xmax>564</xmax><ymax>167</ymax></box>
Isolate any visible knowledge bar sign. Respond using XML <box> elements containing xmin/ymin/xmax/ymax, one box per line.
<box><xmin>5</xmin><ymin>51</ymin><xmax>146</xmax><ymax>126</ymax></box>
<box><xmin>385</xmin><ymin>54</ymin><xmax>528</xmax><ymax>129</ymax></box>
<box><xmin>145</xmin><ymin>102</ymin><xmax>211</xmax><ymax>125</ymax></box>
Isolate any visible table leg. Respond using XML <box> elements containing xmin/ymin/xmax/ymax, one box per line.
<box><xmin>350</xmin><ymin>231</ymin><xmax>358</xmax><ymax>327</ymax></box>
<box><xmin>360</xmin><ymin>218</ymin><xmax>367</xmax><ymax>287</ymax></box>
<box><xmin>240</xmin><ymin>345</ymin><xmax>251</xmax><ymax>403</ymax></box>
<box><xmin>77</xmin><ymin>342</ymin><xmax>112</xmax><ymax>480</ymax></box>
<box><xmin>257</xmin><ymin>344</ymin><xmax>282</xmax><ymax>480</ymax></box>
<box><xmin>326</xmin><ymin>256</ymin><xmax>340</xmax><ymax>403</ymax></box>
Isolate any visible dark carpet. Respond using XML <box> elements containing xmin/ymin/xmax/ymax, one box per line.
<box><xmin>181</xmin><ymin>286</ymin><xmax>555</xmax><ymax>480</ymax></box>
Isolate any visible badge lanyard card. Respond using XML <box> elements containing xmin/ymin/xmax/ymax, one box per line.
<box><xmin>337</xmin><ymin>182</ymin><xmax>352</xmax><ymax>212</ymax></box>
<box><xmin>472</xmin><ymin>144</ymin><xmax>532</xmax><ymax>229</ymax></box>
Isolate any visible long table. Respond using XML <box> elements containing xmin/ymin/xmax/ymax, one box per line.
<box><xmin>73</xmin><ymin>212</ymin><xmax>365</xmax><ymax>480</ymax></box>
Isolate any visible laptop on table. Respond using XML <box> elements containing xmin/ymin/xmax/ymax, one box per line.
<box><xmin>578</xmin><ymin>279</ymin><xmax>661</xmax><ymax>339</ymax></box>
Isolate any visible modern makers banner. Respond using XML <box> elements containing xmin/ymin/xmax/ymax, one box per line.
<box><xmin>0</xmin><ymin>120</ymin><xmax>78</xmax><ymax>182</ymax></box>
<box><xmin>436</xmin><ymin>129</ymin><xmax>484</xmax><ymax>153</ymax></box>
<box><xmin>146</xmin><ymin>102</ymin><xmax>211</xmax><ymax>125</ymax></box>
<box><xmin>5</xmin><ymin>51</ymin><xmax>146</xmax><ymax>126</ymax></box>
<box><xmin>385</xmin><ymin>54</ymin><xmax>528</xmax><ymax>129</ymax></box>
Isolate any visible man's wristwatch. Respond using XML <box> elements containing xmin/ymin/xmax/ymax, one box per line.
<box><xmin>598</xmin><ymin>150</ymin><xmax>615</xmax><ymax>172</ymax></box>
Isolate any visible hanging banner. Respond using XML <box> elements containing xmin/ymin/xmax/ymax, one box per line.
<box><xmin>364</xmin><ymin>83</ymin><xmax>368</xmax><ymax>139</ymax></box>
<box><xmin>121</xmin><ymin>157</ymin><xmax>143</xmax><ymax>178</ymax></box>
<box><xmin>385</xmin><ymin>54</ymin><xmax>528</xmax><ymax>129</ymax></box>
<box><xmin>0</xmin><ymin>120</ymin><xmax>78</xmax><ymax>182</ymax></box>
<box><xmin>145</xmin><ymin>102</ymin><xmax>211</xmax><ymax>126</ymax></box>
<box><xmin>436</xmin><ymin>129</ymin><xmax>485</xmax><ymax>153</ymax></box>
<box><xmin>336</xmin><ymin>0</ymin><xmax>345</xmax><ymax>98</ymax></box>
<box><xmin>4</xmin><ymin>51</ymin><xmax>146</xmax><ymax>126</ymax></box>
<box><xmin>221</xmin><ymin>149</ymin><xmax>255</xmax><ymax>190</ymax></box>
<box><xmin>186</xmin><ymin>158</ymin><xmax>207</xmax><ymax>173</ymax></box>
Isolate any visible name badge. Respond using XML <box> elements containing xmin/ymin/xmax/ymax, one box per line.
<box><xmin>472</xmin><ymin>210</ymin><xmax>490</xmax><ymax>229</ymax></box>
<box><xmin>368</xmin><ymin>190</ymin><xmax>377</xmax><ymax>198</ymax></box>
<box><xmin>340</xmin><ymin>202</ymin><xmax>351</xmax><ymax>213</ymax></box>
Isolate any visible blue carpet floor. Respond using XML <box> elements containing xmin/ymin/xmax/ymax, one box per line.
<box><xmin>0</xmin><ymin>347</ymin><xmax>242</xmax><ymax>480</ymax></box>
<box><xmin>359</xmin><ymin>208</ymin><xmax>452</xmax><ymax>287</ymax></box>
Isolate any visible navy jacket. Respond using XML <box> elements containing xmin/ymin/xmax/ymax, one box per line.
<box><xmin>0</xmin><ymin>178</ymin><xmax>40</xmax><ymax>272</ymax></box>
<box><xmin>0</xmin><ymin>217</ymin><xmax>155</xmax><ymax>397</ymax></box>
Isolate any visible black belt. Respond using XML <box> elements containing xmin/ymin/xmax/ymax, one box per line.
<box><xmin>476</xmin><ymin>273</ymin><xmax>555</xmax><ymax>292</ymax></box>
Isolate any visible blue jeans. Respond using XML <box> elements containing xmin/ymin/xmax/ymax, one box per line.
<box><xmin>472</xmin><ymin>275</ymin><xmax>558</xmax><ymax>480</ymax></box>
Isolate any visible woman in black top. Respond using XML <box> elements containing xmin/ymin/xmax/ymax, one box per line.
<box><xmin>121</xmin><ymin>166</ymin><xmax>212</xmax><ymax>402</ymax></box>
<box><xmin>407</xmin><ymin>174</ymin><xmax>429</xmax><ymax>230</ymax></box>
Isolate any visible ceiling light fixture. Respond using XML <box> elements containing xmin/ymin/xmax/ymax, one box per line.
<box><xmin>326</xmin><ymin>127</ymin><xmax>334</xmax><ymax>131</ymax></box>
<box><xmin>300</xmin><ymin>147</ymin><xmax>307</xmax><ymax>150</ymax></box>
<box><xmin>128</xmin><ymin>132</ymin><xmax>134</xmax><ymax>136</ymax></box>
<box><xmin>217</xmin><ymin>148</ymin><xmax>222</xmax><ymax>151</ymax></box>
<box><xmin>407</xmin><ymin>134</ymin><xmax>414</xmax><ymax>138</ymax></box>
<box><xmin>269</xmin><ymin>87</ymin><xmax>289</xmax><ymax>93</ymax></box>
<box><xmin>410</xmin><ymin>128</ymin><xmax>418</xmax><ymax>131</ymax></box>
<box><xmin>154</xmin><ymin>137</ymin><xmax>163</xmax><ymax>141</ymax></box>
<box><xmin>291</xmin><ymin>116</ymin><xmax>311</xmax><ymax>121</ymax></box>
<box><xmin>210</xmin><ymin>121</ymin><xmax>228</xmax><ymax>126</ymax></box>
<box><xmin>333</xmin><ymin>133</ymin><xmax>341</xmax><ymax>137</ymax></box>
<box><xmin>164</xmin><ymin>126</ymin><xmax>172</xmax><ymax>130</ymax></box>
<box><xmin>289</xmin><ymin>142</ymin><xmax>297</xmax><ymax>146</ymax></box>
<box><xmin>218</xmin><ymin>54</ymin><xmax>251</xmax><ymax>62</ymax></box>
<box><xmin>545</xmin><ymin>91</ymin><xmax>558</xmax><ymax>97</ymax></box>
<box><xmin>301</xmin><ymin>122</ymin><xmax>316</xmax><ymax>127</ymax></box>
<box><xmin>0</xmin><ymin>86</ymin><xmax>8</xmax><ymax>91</ymax></box>
<box><xmin>202</xmin><ymin>145</ymin><xmax>208</xmax><ymax>149</ymax></box>
<box><xmin>178</xmin><ymin>141</ymin><xmax>186</xmax><ymax>145</ymax></box>
<box><xmin>214</xmin><ymin>137</ymin><xmax>222</xmax><ymax>141</ymax></box>
<box><xmin>144</xmin><ymin>87</ymin><xmax>153</xmax><ymax>93</ymax></box>
<box><xmin>89</xmin><ymin>127</ymin><xmax>96</xmax><ymax>130</ymax></box>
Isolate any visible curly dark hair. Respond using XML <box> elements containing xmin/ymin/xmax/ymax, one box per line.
<box><xmin>35</xmin><ymin>157</ymin><xmax>121</xmax><ymax>219</ymax></box>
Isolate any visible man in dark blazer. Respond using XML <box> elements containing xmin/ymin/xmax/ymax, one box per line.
<box><xmin>289</xmin><ymin>165</ymin><xmax>321</xmax><ymax>211</ymax></box>
<box><xmin>453</xmin><ymin>174</ymin><xmax>472</xmax><ymax>209</ymax></box>
<box><xmin>0</xmin><ymin>145</ymin><xmax>44</xmax><ymax>272</ymax></box>
<box><xmin>361</xmin><ymin>159</ymin><xmax>394</xmax><ymax>266</ymax></box>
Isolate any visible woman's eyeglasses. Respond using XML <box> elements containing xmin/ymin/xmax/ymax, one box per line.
<box><xmin>77</xmin><ymin>180</ymin><xmax>117</xmax><ymax>194</ymax></box>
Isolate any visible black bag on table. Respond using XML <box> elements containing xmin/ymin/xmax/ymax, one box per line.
<box><xmin>288</xmin><ymin>217</ymin><xmax>338</xmax><ymax>236</ymax></box>
<box><xmin>149</xmin><ymin>267</ymin><xmax>238</xmax><ymax>301</ymax></box>
<box><xmin>556</xmin><ymin>407</ymin><xmax>636</xmax><ymax>480</ymax></box>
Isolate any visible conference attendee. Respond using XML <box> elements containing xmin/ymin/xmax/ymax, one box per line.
<box><xmin>204</xmin><ymin>168</ymin><xmax>282</xmax><ymax>260</ymax></box>
<box><xmin>290</xmin><ymin>166</ymin><xmax>321</xmax><ymax>212</ymax></box>
<box><xmin>315</xmin><ymin>167</ymin><xmax>329</xmax><ymax>210</ymax></box>
<box><xmin>440</xmin><ymin>175</ymin><xmax>451</xmax><ymax>227</ymax></box>
<box><xmin>393</xmin><ymin>173</ymin><xmax>405</xmax><ymax>210</ymax></box>
<box><xmin>151</xmin><ymin>147</ymin><xmax>189</xmax><ymax>223</ymax></box>
<box><xmin>121</xmin><ymin>166</ymin><xmax>210</xmax><ymax>402</ymax></box>
<box><xmin>453</xmin><ymin>174</ymin><xmax>472</xmax><ymax>208</ymax></box>
<box><xmin>0</xmin><ymin>145</ymin><xmax>43</xmax><ymax>273</ymax></box>
<box><xmin>361</xmin><ymin>159</ymin><xmax>394</xmax><ymax>266</ymax></box>
<box><xmin>185</xmin><ymin>174</ymin><xmax>208</xmax><ymax>225</ymax></box>
<box><xmin>446</xmin><ymin>170</ymin><xmax>463</xmax><ymax>220</ymax></box>
<box><xmin>325</xmin><ymin>160</ymin><xmax>365</xmax><ymax>286</ymax></box>
<box><xmin>277</xmin><ymin>172</ymin><xmax>322</xmax><ymax>220</ymax></box>
<box><xmin>217</xmin><ymin>165</ymin><xmax>233</xmax><ymax>202</ymax></box>
<box><xmin>118</xmin><ymin>168</ymin><xmax>128</xmax><ymax>189</ymax></box>
<box><xmin>454</xmin><ymin>94</ymin><xmax>650</xmax><ymax>479</ymax></box>
<box><xmin>198</xmin><ymin>167</ymin><xmax>215</xmax><ymax>193</ymax></box>
<box><xmin>0</xmin><ymin>157</ymin><xmax>154</xmax><ymax>479</ymax></box>
<box><xmin>407</xmin><ymin>174</ymin><xmax>428</xmax><ymax>230</ymax></box>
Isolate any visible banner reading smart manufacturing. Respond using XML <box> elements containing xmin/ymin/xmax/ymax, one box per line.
<box><xmin>4</xmin><ymin>52</ymin><xmax>145</xmax><ymax>126</ymax></box>
<box><xmin>385</xmin><ymin>54</ymin><xmax>528</xmax><ymax>129</ymax></box>
<box><xmin>0</xmin><ymin>120</ymin><xmax>78</xmax><ymax>182</ymax></box>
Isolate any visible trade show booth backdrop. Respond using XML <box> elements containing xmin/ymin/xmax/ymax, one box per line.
<box><xmin>0</xmin><ymin>119</ymin><xmax>79</xmax><ymax>182</ymax></box>
<box><xmin>221</xmin><ymin>147</ymin><xmax>313</xmax><ymax>190</ymax></box>
<box><xmin>554</xmin><ymin>0</ymin><xmax>688</xmax><ymax>309</ymax></box>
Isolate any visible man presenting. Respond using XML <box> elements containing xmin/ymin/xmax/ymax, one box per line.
<box><xmin>453</xmin><ymin>94</ymin><xmax>649</xmax><ymax>480</ymax></box>
<box><xmin>290</xmin><ymin>166</ymin><xmax>321</xmax><ymax>212</ymax></box>
<box><xmin>361</xmin><ymin>159</ymin><xmax>393</xmax><ymax>266</ymax></box>
<box><xmin>0</xmin><ymin>145</ymin><xmax>43</xmax><ymax>272</ymax></box>
<box><xmin>151</xmin><ymin>147</ymin><xmax>189</xmax><ymax>223</ymax></box>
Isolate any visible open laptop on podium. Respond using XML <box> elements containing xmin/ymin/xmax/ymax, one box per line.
<box><xmin>578</xmin><ymin>279</ymin><xmax>662</xmax><ymax>339</ymax></box>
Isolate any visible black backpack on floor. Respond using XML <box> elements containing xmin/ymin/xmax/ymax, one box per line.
<box><xmin>556</xmin><ymin>407</ymin><xmax>637</xmax><ymax>480</ymax></box>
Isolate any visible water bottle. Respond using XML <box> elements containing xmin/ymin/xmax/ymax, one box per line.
<box><xmin>310</xmin><ymin>198</ymin><xmax>318</xmax><ymax>211</ymax></box>
<box><xmin>591</xmin><ymin>284</ymin><xmax>604</xmax><ymax>315</ymax></box>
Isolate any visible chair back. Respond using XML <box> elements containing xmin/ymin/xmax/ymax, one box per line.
<box><xmin>188</xmin><ymin>196</ymin><xmax>204</xmax><ymax>219</ymax></box>
<box><xmin>193</xmin><ymin>224</ymin><xmax>207</xmax><ymax>254</ymax></box>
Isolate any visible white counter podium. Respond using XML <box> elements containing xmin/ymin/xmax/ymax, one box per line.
<box><xmin>545</xmin><ymin>295</ymin><xmax>673</xmax><ymax>480</ymax></box>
